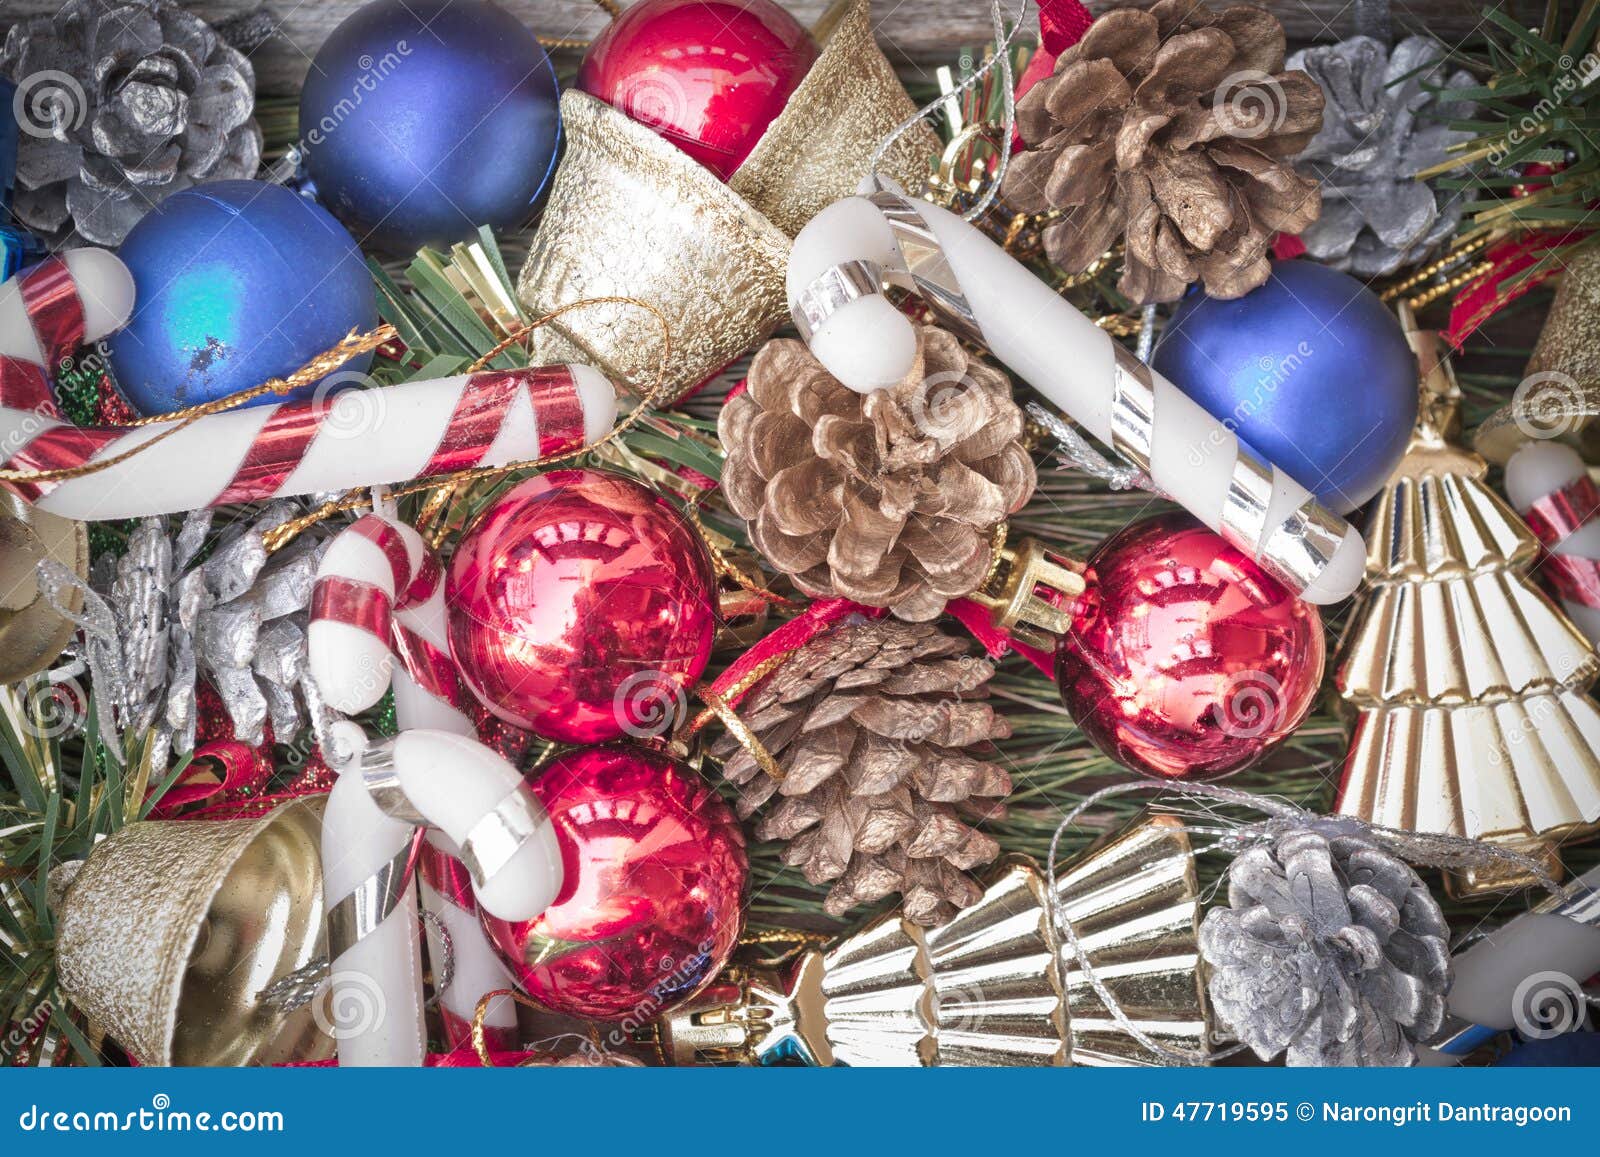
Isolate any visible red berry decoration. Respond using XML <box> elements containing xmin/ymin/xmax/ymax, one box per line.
<box><xmin>445</xmin><ymin>468</ymin><xmax>717</xmax><ymax>745</ymax></box>
<box><xmin>1055</xmin><ymin>513</ymin><xmax>1325</xmax><ymax>780</ymax></box>
<box><xmin>481</xmin><ymin>745</ymin><xmax>747</xmax><ymax>1021</ymax></box>
<box><xmin>577</xmin><ymin>0</ymin><xmax>818</xmax><ymax>181</ymax></box>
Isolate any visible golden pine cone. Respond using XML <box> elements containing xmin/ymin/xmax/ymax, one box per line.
<box><xmin>1003</xmin><ymin>0</ymin><xmax>1324</xmax><ymax>304</ymax></box>
<box><xmin>719</xmin><ymin>326</ymin><xmax>1035</xmax><ymax>621</ymax></box>
<box><xmin>712</xmin><ymin>618</ymin><xmax>1011</xmax><ymax>926</ymax></box>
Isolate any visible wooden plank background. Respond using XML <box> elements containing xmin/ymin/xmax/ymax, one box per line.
<box><xmin>1</xmin><ymin>0</ymin><xmax>1540</xmax><ymax>97</ymax></box>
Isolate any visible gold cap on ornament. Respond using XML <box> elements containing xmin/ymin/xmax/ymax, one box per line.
<box><xmin>1474</xmin><ymin>244</ymin><xmax>1600</xmax><ymax>465</ymax></box>
<box><xmin>1334</xmin><ymin>312</ymin><xmax>1600</xmax><ymax>897</ymax></box>
<box><xmin>657</xmin><ymin>817</ymin><xmax>1214</xmax><ymax>1067</ymax></box>
<box><xmin>53</xmin><ymin>799</ymin><xmax>333</xmax><ymax>1066</ymax></box>
<box><xmin>516</xmin><ymin>91</ymin><xmax>792</xmax><ymax>404</ymax></box>
<box><xmin>728</xmin><ymin>0</ymin><xmax>941</xmax><ymax>236</ymax></box>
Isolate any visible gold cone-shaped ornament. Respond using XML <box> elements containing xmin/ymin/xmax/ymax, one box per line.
<box><xmin>1333</xmin><ymin>309</ymin><xmax>1600</xmax><ymax>896</ymax></box>
<box><xmin>656</xmin><ymin>816</ymin><xmax>1214</xmax><ymax>1066</ymax></box>
<box><xmin>52</xmin><ymin>799</ymin><xmax>333</xmax><ymax>1066</ymax></box>
<box><xmin>515</xmin><ymin>0</ymin><xmax>937</xmax><ymax>403</ymax></box>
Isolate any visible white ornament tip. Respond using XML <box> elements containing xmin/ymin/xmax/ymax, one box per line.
<box><xmin>1297</xmin><ymin>527</ymin><xmax>1366</xmax><ymax>605</ymax></box>
<box><xmin>567</xmin><ymin>363</ymin><xmax>620</xmax><ymax>443</ymax></box>
<box><xmin>809</xmin><ymin>296</ymin><xmax>916</xmax><ymax>393</ymax></box>
<box><xmin>62</xmin><ymin>249</ymin><xmax>135</xmax><ymax>342</ymax></box>
<box><xmin>1505</xmin><ymin>440</ymin><xmax>1587</xmax><ymax>512</ymax></box>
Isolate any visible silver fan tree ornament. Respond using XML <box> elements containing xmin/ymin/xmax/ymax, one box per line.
<box><xmin>1287</xmin><ymin>36</ymin><xmax>1477</xmax><ymax>276</ymax></box>
<box><xmin>1</xmin><ymin>0</ymin><xmax>262</xmax><ymax>245</ymax></box>
<box><xmin>1198</xmin><ymin>826</ymin><xmax>1452</xmax><ymax>1066</ymax></box>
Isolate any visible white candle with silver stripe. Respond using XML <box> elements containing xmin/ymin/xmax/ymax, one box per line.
<box><xmin>786</xmin><ymin>189</ymin><xmax>1367</xmax><ymax>605</ymax></box>
<box><xmin>321</xmin><ymin>726</ymin><xmax>562</xmax><ymax>1066</ymax></box>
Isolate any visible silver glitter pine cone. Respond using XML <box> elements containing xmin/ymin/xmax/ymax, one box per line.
<box><xmin>1</xmin><ymin>0</ymin><xmax>262</xmax><ymax>246</ymax></box>
<box><xmin>1287</xmin><ymin>35</ymin><xmax>1476</xmax><ymax>276</ymax></box>
<box><xmin>1198</xmin><ymin>826</ymin><xmax>1451</xmax><ymax>1066</ymax></box>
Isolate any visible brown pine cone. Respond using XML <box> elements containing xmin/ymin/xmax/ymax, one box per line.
<box><xmin>712</xmin><ymin>618</ymin><xmax>1012</xmax><ymax>926</ymax></box>
<box><xmin>1003</xmin><ymin>0</ymin><xmax>1324</xmax><ymax>304</ymax></box>
<box><xmin>719</xmin><ymin>326</ymin><xmax>1034</xmax><ymax>621</ymax></box>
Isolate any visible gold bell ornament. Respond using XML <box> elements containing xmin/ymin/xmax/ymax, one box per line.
<box><xmin>52</xmin><ymin>798</ymin><xmax>333</xmax><ymax>1066</ymax></box>
<box><xmin>0</xmin><ymin>493</ymin><xmax>88</xmax><ymax>682</ymax></box>
<box><xmin>1333</xmin><ymin>306</ymin><xmax>1600</xmax><ymax>896</ymax></box>
<box><xmin>655</xmin><ymin>816</ymin><xmax>1215</xmax><ymax>1067</ymax></box>
<box><xmin>516</xmin><ymin>0</ymin><xmax>939</xmax><ymax>403</ymax></box>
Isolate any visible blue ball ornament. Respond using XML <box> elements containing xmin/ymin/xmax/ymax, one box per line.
<box><xmin>1494</xmin><ymin>1032</ymin><xmax>1600</xmax><ymax>1067</ymax></box>
<box><xmin>1151</xmin><ymin>260</ymin><xmax>1417</xmax><ymax>515</ymax></box>
<box><xmin>299</xmin><ymin>0</ymin><xmax>561</xmax><ymax>254</ymax></box>
<box><xmin>107</xmin><ymin>181</ymin><xmax>378</xmax><ymax>417</ymax></box>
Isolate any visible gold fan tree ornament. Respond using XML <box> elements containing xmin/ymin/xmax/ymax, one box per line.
<box><xmin>656</xmin><ymin>816</ymin><xmax>1214</xmax><ymax>1067</ymax></box>
<box><xmin>1333</xmin><ymin>306</ymin><xmax>1600</xmax><ymax>896</ymax></box>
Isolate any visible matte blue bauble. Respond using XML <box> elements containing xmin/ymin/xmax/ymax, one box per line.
<box><xmin>300</xmin><ymin>0</ymin><xmax>561</xmax><ymax>254</ymax></box>
<box><xmin>1151</xmin><ymin>260</ymin><xmax>1417</xmax><ymax>515</ymax></box>
<box><xmin>107</xmin><ymin>181</ymin><xmax>378</xmax><ymax>416</ymax></box>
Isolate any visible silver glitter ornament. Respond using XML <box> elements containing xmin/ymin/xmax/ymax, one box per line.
<box><xmin>1198</xmin><ymin>825</ymin><xmax>1451</xmax><ymax>1067</ymax></box>
<box><xmin>1288</xmin><ymin>36</ymin><xmax>1477</xmax><ymax>277</ymax></box>
<box><xmin>1</xmin><ymin>0</ymin><xmax>262</xmax><ymax>246</ymax></box>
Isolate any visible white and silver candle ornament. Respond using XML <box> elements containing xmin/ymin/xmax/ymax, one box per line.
<box><xmin>1421</xmin><ymin>863</ymin><xmax>1600</xmax><ymax>1063</ymax></box>
<box><xmin>320</xmin><ymin>724</ymin><xmax>562</xmax><ymax>1067</ymax></box>
<box><xmin>309</xmin><ymin>514</ymin><xmax>522</xmax><ymax>1055</ymax></box>
<box><xmin>1504</xmin><ymin>439</ymin><xmax>1600</xmax><ymax>645</ymax></box>
<box><xmin>786</xmin><ymin>187</ymin><xmax>1368</xmax><ymax>605</ymax></box>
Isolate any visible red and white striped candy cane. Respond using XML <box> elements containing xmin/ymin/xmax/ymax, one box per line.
<box><xmin>310</xmin><ymin>513</ymin><xmax>526</xmax><ymax>1059</ymax></box>
<box><xmin>0</xmin><ymin>252</ymin><xmax>618</xmax><ymax>521</ymax></box>
<box><xmin>1506</xmin><ymin>440</ymin><xmax>1600</xmax><ymax>645</ymax></box>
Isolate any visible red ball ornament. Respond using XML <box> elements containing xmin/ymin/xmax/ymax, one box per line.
<box><xmin>1055</xmin><ymin>514</ymin><xmax>1325</xmax><ymax>780</ymax></box>
<box><xmin>576</xmin><ymin>0</ymin><xmax>819</xmax><ymax>181</ymax></box>
<box><xmin>445</xmin><ymin>468</ymin><xmax>718</xmax><ymax>745</ymax></box>
<box><xmin>481</xmin><ymin>745</ymin><xmax>747</xmax><ymax>1021</ymax></box>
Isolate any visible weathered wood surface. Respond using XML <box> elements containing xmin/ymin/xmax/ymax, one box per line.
<box><xmin>1</xmin><ymin>0</ymin><xmax>1540</xmax><ymax>96</ymax></box>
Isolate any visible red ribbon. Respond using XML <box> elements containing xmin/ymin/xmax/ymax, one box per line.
<box><xmin>18</xmin><ymin>257</ymin><xmax>85</xmax><ymax>369</ymax></box>
<box><xmin>147</xmin><ymin>740</ymin><xmax>277</xmax><ymax>819</ymax></box>
<box><xmin>705</xmin><ymin>598</ymin><xmax>885</xmax><ymax>711</ymax></box>
<box><xmin>1523</xmin><ymin>475</ymin><xmax>1600</xmax><ymax>610</ymax></box>
<box><xmin>946</xmin><ymin>598</ymin><xmax>1058</xmax><ymax>678</ymax></box>
<box><xmin>1445</xmin><ymin>229</ymin><xmax>1590</xmax><ymax>349</ymax></box>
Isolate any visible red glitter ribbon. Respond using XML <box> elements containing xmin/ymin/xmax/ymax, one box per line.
<box><xmin>1525</xmin><ymin>474</ymin><xmax>1600</xmax><ymax>609</ymax></box>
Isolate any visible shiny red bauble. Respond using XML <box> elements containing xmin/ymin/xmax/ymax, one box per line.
<box><xmin>576</xmin><ymin>0</ymin><xmax>818</xmax><ymax>181</ymax></box>
<box><xmin>481</xmin><ymin>745</ymin><xmax>747</xmax><ymax>1021</ymax></box>
<box><xmin>1055</xmin><ymin>513</ymin><xmax>1325</xmax><ymax>780</ymax></box>
<box><xmin>445</xmin><ymin>468</ymin><xmax>718</xmax><ymax>744</ymax></box>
